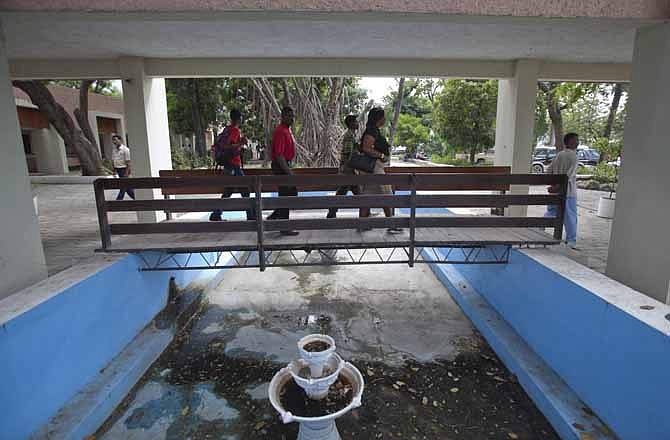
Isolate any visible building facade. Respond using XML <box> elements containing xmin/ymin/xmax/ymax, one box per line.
<box><xmin>14</xmin><ymin>84</ymin><xmax>125</xmax><ymax>174</ymax></box>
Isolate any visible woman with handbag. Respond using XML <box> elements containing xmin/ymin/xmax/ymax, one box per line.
<box><xmin>350</xmin><ymin>107</ymin><xmax>402</xmax><ymax>233</ymax></box>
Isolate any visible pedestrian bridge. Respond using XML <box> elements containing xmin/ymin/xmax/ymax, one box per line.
<box><xmin>94</xmin><ymin>167</ymin><xmax>567</xmax><ymax>271</ymax></box>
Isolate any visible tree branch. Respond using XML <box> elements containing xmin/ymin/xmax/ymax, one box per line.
<box><xmin>75</xmin><ymin>80</ymin><xmax>98</xmax><ymax>146</ymax></box>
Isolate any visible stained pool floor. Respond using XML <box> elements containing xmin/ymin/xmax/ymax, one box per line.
<box><xmin>97</xmin><ymin>261</ymin><xmax>559</xmax><ymax>440</ymax></box>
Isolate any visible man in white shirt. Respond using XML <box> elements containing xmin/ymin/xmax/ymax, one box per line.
<box><xmin>111</xmin><ymin>134</ymin><xmax>135</xmax><ymax>200</ymax></box>
<box><xmin>545</xmin><ymin>132</ymin><xmax>579</xmax><ymax>248</ymax></box>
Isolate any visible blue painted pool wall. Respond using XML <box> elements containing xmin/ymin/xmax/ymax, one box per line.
<box><xmin>0</xmin><ymin>252</ymin><xmax>221</xmax><ymax>440</ymax></box>
<box><xmin>440</xmin><ymin>248</ymin><xmax>670</xmax><ymax>440</ymax></box>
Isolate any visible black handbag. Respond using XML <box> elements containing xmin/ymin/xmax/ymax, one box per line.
<box><xmin>348</xmin><ymin>149</ymin><xmax>377</xmax><ymax>173</ymax></box>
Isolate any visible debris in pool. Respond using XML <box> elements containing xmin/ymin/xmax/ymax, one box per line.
<box><xmin>279</xmin><ymin>376</ymin><xmax>353</xmax><ymax>417</ymax></box>
<box><xmin>303</xmin><ymin>340</ymin><xmax>331</xmax><ymax>352</ymax></box>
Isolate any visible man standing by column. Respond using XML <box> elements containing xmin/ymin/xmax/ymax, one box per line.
<box><xmin>267</xmin><ymin>106</ymin><xmax>299</xmax><ymax>236</ymax></box>
<box><xmin>112</xmin><ymin>134</ymin><xmax>135</xmax><ymax>200</ymax></box>
<box><xmin>546</xmin><ymin>132</ymin><xmax>579</xmax><ymax>249</ymax></box>
<box><xmin>327</xmin><ymin>114</ymin><xmax>360</xmax><ymax>219</ymax></box>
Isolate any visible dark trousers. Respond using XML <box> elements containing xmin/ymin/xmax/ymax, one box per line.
<box><xmin>115</xmin><ymin>167</ymin><xmax>135</xmax><ymax>200</ymax></box>
<box><xmin>327</xmin><ymin>170</ymin><xmax>360</xmax><ymax>218</ymax></box>
<box><xmin>269</xmin><ymin>159</ymin><xmax>296</xmax><ymax>220</ymax></box>
<box><xmin>212</xmin><ymin>165</ymin><xmax>256</xmax><ymax>220</ymax></box>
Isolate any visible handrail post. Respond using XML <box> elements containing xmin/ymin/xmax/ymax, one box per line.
<box><xmin>409</xmin><ymin>174</ymin><xmax>417</xmax><ymax>267</ymax></box>
<box><xmin>94</xmin><ymin>179</ymin><xmax>112</xmax><ymax>249</ymax></box>
<box><xmin>255</xmin><ymin>176</ymin><xmax>265</xmax><ymax>271</ymax></box>
<box><xmin>553</xmin><ymin>175</ymin><xmax>567</xmax><ymax>241</ymax></box>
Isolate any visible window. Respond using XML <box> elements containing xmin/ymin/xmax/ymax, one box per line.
<box><xmin>22</xmin><ymin>133</ymin><xmax>32</xmax><ymax>155</ymax></box>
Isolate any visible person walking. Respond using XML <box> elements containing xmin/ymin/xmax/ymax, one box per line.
<box><xmin>267</xmin><ymin>106</ymin><xmax>299</xmax><ymax>236</ymax></box>
<box><xmin>111</xmin><ymin>134</ymin><xmax>135</xmax><ymax>200</ymax></box>
<box><xmin>546</xmin><ymin>132</ymin><xmax>579</xmax><ymax>249</ymax></box>
<box><xmin>356</xmin><ymin>107</ymin><xmax>402</xmax><ymax>233</ymax></box>
<box><xmin>326</xmin><ymin>114</ymin><xmax>360</xmax><ymax>219</ymax></box>
<box><xmin>209</xmin><ymin>109</ymin><xmax>256</xmax><ymax>222</ymax></box>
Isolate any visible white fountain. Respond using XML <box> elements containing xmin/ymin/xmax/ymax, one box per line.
<box><xmin>268</xmin><ymin>334</ymin><xmax>365</xmax><ymax>440</ymax></box>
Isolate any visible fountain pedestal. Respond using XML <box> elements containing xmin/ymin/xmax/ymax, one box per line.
<box><xmin>297</xmin><ymin>419</ymin><xmax>341</xmax><ymax>440</ymax></box>
<box><xmin>268</xmin><ymin>335</ymin><xmax>365</xmax><ymax>440</ymax></box>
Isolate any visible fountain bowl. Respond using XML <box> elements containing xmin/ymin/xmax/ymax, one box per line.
<box><xmin>289</xmin><ymin>352</ymin><xmax>344</xmax><ymax>400</ymax></box>
<box><xmin>297</xmin><ymin>334</ymin><xmax>336</xmax><ymax>378</ymax></box>
<box><xmin>268</xmin><ymin>362</ymin><xmax>364</xmax><ymax>440</ymax></box>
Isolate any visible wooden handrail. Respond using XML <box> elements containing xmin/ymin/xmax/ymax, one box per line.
<box><xmin>93</xmin><ymin>172</ymin><xmax>568</xmax><ymax>251</ymax></box>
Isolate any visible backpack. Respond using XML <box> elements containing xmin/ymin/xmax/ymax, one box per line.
<box><xmin>213</xmin><ymin>126</ymin><xmax>236</xmax><ymax>167</ymax></box>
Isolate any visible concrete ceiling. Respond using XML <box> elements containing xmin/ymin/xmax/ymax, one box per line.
<box><xmin>1</xmin><ymin>12</ymin><xmax>644</xmax><ymax>63</ymax></box>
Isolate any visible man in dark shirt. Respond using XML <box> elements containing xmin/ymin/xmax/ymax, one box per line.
<box><xmin>267</xmin><ymin>106</ymin><xmax>299</xmax><ymax>236</ymax></box>
<box><xmin>327</xmin><ymin>114</ymin><xmax>360</xmax><ymax>219</ymax></box>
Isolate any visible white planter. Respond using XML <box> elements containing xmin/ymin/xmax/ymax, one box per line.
<box><xmin>289</xmin><ymin>353</ymin><xmax>344</xmax><ymax>400</ymax></box>
<box><xmin>597</xmin><ymin>196</ymin><xmax>616</xmax><ymax>219</ymax></box>
<box><xmin>297</xmin><ymin>334</ymin><xmax>336</xmax><ymax>378</ymax></box>
<box><xmin>269</xmin><ymin>362</ymin><xmax>364</xmax><ymax>440</ymax></box>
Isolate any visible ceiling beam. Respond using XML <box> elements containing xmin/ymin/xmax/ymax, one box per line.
<box><xmin>539</xmin><ymin>62</ymin><xmax>631</xmax><ymax>82</ymax></box>
<box><xmin>9</xmin><ymin>59</ymin><xmax>121</xmax><ymax>80</ymax></box>
<box><xmin>143</xmin><ymin>58</ymin><xmax>517</xmax><ymax>79</ymax></box>
<box><xmin>8</xmin><ymin>57</ymin><xmax>631</xmax><ymax>82</ymax></box>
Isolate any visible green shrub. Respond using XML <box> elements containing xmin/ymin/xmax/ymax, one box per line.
<box><xmin>171</xmin><ymin>148</ymin><xmax>211</xmax><ymax>170</ymax></box>
<box><xmin>590</xmin><ymin>162</ymin><xmax>618</xmax><ymax>184</ymax></box>
<box><xmin>102</xmin><ymin>159</ymin><xmax>114</xmax><ymax>175</ymax></box>
<box><xmin>431</xmin><ymin>154</ymin><xmax>472</xmax><ymax>166</ymax></box>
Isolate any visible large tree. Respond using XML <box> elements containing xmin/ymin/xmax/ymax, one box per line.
<box><xmin>538</xmin><ymin>82</ymin><xmax>595</xmax><ymax>149</ymax></box>
<box><xmin>387</xmin><ymin>77</ymin><xmax>406</xmax><ymax>145</ymax></box>
<box><xmin>393</xmin><ymin>113</ymin><xmax>430</xmax><ymax>154</ymax></box>
<box><xmin>166</xmin><ymin>79</ymin><xmax>227</xmax><ymax>156</ymax></box>
<box><xmin>434</xmin><ymin>80</ymin><xmax>498</xmax><ymax>164</ymax></box>
<box><xmin>603</xmin><ymin>83</ymin><xmax>625</xmax><ymax>140</ymax></box>
<box><xmin>13</xmin><ymin>80</ymin><xmax>104</xmax><ymax>175</ymax></box>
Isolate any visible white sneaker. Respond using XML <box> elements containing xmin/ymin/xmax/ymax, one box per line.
<box><xmin>567</xmin><ymin>241</ymin><xmax>578</xmax><ymax>250</ymax></box>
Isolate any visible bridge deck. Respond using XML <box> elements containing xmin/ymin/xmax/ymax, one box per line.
<box><xmin>105</xmin><ymin>220</ymin><xmax>557</xmax><ymax>253</ymax></box>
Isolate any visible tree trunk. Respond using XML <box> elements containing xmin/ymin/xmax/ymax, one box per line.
<box><xmin>191</xmin><ymin>80</ymin><xmax>207</xmax><ymax>157</ymax></box>
<box><xmin>388</xmin><ymin>77</ymin><xmax>405</xmax><ymax>146</ymax></box>
<box><xmin>540</xmin><ymin>82</ymin><xmax>564</xmax><ymax>150</ymax></box>
<box><xmin>469</xmin><ymin>149</ymin><xmax>476</xmax><ymax>164</ymax></box>
<box><xmin>603</xmin><ymin>83</ymin><xmax>624</xmax><ymax>140</ymax></box>
<box><xmin>13</xmin><ymin>80</ymin><xmax>104</xmax><ymax>175</ymax></box>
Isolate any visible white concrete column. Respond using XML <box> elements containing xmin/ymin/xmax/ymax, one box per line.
<box><xmin>31</xmin><ymin>125</ymin><xmax>68</xmax><ymax>174</ymax></box>
<box><xmin>119</xmin><ymin>57</ymin><xmax>172</xmax><ymax>222</ymax></box>
<box><xmin>0</xmin><ymin>27</ymin><xmax>47</xmax><ymax>299</ymax></box>
<box><xmin>607</xmin><ymin>24</ymin><xmax>670</xmax><ymax>303</ymax></box>
<box><xmin>494</xmin><ymin>59</ymin><xmax>540</xmax><ymax>216</ymax></box>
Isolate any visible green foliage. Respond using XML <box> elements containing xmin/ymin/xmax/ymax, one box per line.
<box><xmin>593</xmin><ymin>137</ymin><xmax>620</xmax><ymax>163</ymax></box>
<box><xmin>393</xmin><ymin>114</ymin><xmax>430</xmax><ymax>153</ymax></box>
<box><xmin>433</xmin><ymin>80</ymin><xmax>498</xmax><ymax>163</ymax></box>
<box><xmin>48</xmin><ymin>80</ymin><xmax>121</xmax><ymax>96</ymax></box>
<box><xmin>534</xmin><ymin>89</ymin><xmax>549</xmax><ymax>143</ymax></box>
<box><xmin>430</xmin><ymin>154</ymin><xmax>472</xmax><ymax>166</ymax></box>
<box><xmin>171</xmin><ymin>148</ymin><xmax>211</xmax><ymax>170</ymax></box>
<box><xmin>562</xmin><ymin>85</ymin><xmax>607</xmax><ymax>145</ymax></box>
<box><xmin>166</xmin><ymin>79</ymin><xmax>227</xmax><ymax>136</ymax></box>
<box><xmin>590</xmin><ymin>162</ymin><xmax>618</xmax><ymax>184</ymax></box>
<box><xmin>101</xmin><ymin>159</ymin><xmax>114</xmax><ymax>175</ymax></box>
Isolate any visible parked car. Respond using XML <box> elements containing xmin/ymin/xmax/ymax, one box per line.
<box><xmin>531</xmin><ymin>147</ymin><xmax>557</xmax><ymax>173</ymax></box>
<box><xmin>455</xmin><ymin>148</ymin><xmax>495</xmax><ymax>164</ymax></box>
<box><xmin>531</xmin><ymin>146</ymin><xmax>600</xmax><ymax>173</ymax></box>
<box><xmin>576</xmin><ymin>147</ymin><xmax>600</xmax><ymax>166</ymax></box>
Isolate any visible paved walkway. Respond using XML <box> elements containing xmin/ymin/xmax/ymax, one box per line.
<box><xmin>528</xmin><ymin>187</ymin><xmax>612</xmax><ymax>274</ymax></box>
<box><xmin>34</xmin><ymin>184</ymin><xmax>135</xmax><ymax>276</ymax></box>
